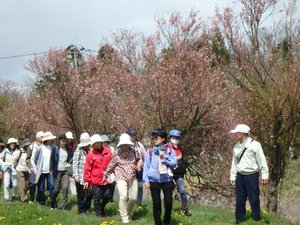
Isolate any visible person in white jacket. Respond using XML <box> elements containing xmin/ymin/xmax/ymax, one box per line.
<box><xmin>0</xmin><ymin>138</ymin><xmax>19</xmax><ymax>201</ymax></box>
<box><xmin>230</xmin><ymin>124</ymin><xmax>269</xmax><ymax>224</ymax></box>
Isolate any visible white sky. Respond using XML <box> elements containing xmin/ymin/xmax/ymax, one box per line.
<box><xmin>0</xmin><ymin>0</ymin><xmax>298</xmax><ymax>87</ymax></box>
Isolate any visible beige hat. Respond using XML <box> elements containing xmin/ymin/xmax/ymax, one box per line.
<box><xmin>36</xmin><ymin>131</ymin><xmax>44</xmax><ymax>139</ymax></box>
<box><xmin>65</xmin><ymin>131</ymin><xmax>74</xmax><ymax>140</ymax></box>
<box><xmin>117</xmin><ymin>133</ymin><xmax>134</xmax><ymax>148</ymax></box>
<box><xmin>78</xmin><ymin>132</ymin><xmax>91</xmax><ymax>148</ymax></box>
<box><xmin>7</xmin><ymin>138</ymin><xmax>18</xmax><ymax>145</ymax></box>
<box><xmin>90</xmin><ymin>134</ymin><xmax>104</xmax><ymax>146</ymax></box>
<box><xmin>230</xmin><ymin>124</ymin><xmax>251</xmax><ymax>134</ymax></box>
<box><xmin>42</xmin><ymin>131</ymin><xmax>56</xmax><ymax>141</ymax></box>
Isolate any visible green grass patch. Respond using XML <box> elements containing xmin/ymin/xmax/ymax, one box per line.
<box><xmin>281</xmin><ymin>158</ymin><xmax>300</xmax><ymax>197</ymax></box>
<box><xmin>0</xmin><ymin>194</ymin><xmax>297</xmax><ymax>225</ymax></box>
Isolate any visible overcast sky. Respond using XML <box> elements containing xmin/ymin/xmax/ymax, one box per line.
<box><xmin>0</xmin><ymin>0</ymin><xmax>298</xmax><ymax>87</ymax></box>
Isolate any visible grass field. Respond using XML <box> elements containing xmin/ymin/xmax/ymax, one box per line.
<box><xmin>0</xmin><ymin>193</ymin><xmax>298</xmax><ymax>225</ymax></box>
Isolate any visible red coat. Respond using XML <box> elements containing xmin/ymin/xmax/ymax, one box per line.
<box><xmin>84</xmin><ymin>146</ymin><xmax>112</xmax><ymax>186</ymax></box>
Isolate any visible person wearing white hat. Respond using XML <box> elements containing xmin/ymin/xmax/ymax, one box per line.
<box><xmin>13</xmin><ymin>139</ymin><xmax>32</xmax><ymax>202</ymax></box>
<box><xmin>229</xmin><ymin>124</ymin><xmax>269</xmax><ymax>224</ymax></box>
<box><xmin>65</xmin><ymin>131</ymin><xmax>77</xmax><ymax>196</ymax></box>
<box><xmin>34</xmin><ymin>131</ymin><xmax>56</xmax><ymax>205</ymax></box>
<box><xmin>28</xmin><ymin>131</ymin><xmax>43</xmax><ymax>203</ymax></box>
<box><xmin>73</xmin><ymin>132</ymin><xmax>93</xmax><ymax>214</ymax></box>
<box><xmin>83</xmin><ymin>134</ymin><xmax>113</xmax><ymax>217</ymax></box>
<box><xmin>0</xmin><ymin>137</ymin><xmax>19</xmax><ymax>201</ymax></box>
<box><xmin>104</xmin><ymin>133</ymin><xmax>143</xmax><ymax>224</ymax></box>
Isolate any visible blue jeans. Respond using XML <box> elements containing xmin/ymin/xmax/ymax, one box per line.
<box><xmin>174</xmin><ymin>177</ymin><xmax>188</xmax><ymax>210</ymax></box>
<box><xmin>37</xmin><ymin>173</ymin><xmax>54</xmax><ymax>204</ymax></box>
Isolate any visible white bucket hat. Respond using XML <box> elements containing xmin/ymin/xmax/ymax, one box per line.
<box><xmin>230</xmin><ymin>124</ymin><xmax>251</xmax><ymax>134</ymax></box>
<box><xmin>42</xmin><ymin>131</ymin><xmax>56</xmax><ymax>141</ymax></box>
<box><xmin>78</xmin><ymin>132</ymin><xmax>91</xmax><ymax>148</ymax></box>
<box><xmin>7</xmin><ymin>138</ymin><xmax>18</xmax><ymax>145</ymax></box>
<box><xmin>117</xmin><ymin>133</ymin><xmax>134</xmax><ymax>148</ymax></box>
<box><xmin>36</xmin><ymin>131</ymin><xmax>44</xmax><ymax>139</ymax></box>
<box><xmin>90</xmin><ymin>134</ymin><xmax>104</xmax><ymax>146</ymax></box>
<box><xmin>65</xmin><ymin>131</ymin><xmax>74</xmax><ymax>140</ymax></box>
<box><xmin>100</xmin><ymin>135</ymin><xmax>110</xmax><ymax>143</ymax></box>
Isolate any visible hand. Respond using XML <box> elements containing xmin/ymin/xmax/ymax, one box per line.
<box><xmin>74</xmin><ymin>178</ymin><xmax>80</xmax><ymax>183</ymax></box>
<box><xmin>135</xmin><ymin>165</ymin><xmax>141</xmax><ymax>172</ymax></box>
<box><xmin>262</xmin><ymin>179</ymin><xmax>268</xmax><ymax>186</ymax></box>
<box><xmin>230</xmin><ymin>180</ymin><xmax>236</xmax><ymax>186</ymax></box>
<box><xmin>144</xmin><ymin>182</ymin><xmax>150</xmax><ymax>189</ymax></box>
<box><xmin>102</xmin><ymin>177</ymin><xmax>107</xmax><ymax>185</ymax></box>
<box><xmin>83</xmin><ymin>182</ymin><xmax>89</xmax><ymax>189</ymax></box>
<box><xmin>159</xmin><ymin>151</ymin><xmax>165</xmax><ymax>159</ymax></box>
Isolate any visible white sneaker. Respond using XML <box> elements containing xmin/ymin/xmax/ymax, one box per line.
<box><xmin>122</xmin><ymin>217</ymin><xmax>131</xmax><ymax>224</ymax></box>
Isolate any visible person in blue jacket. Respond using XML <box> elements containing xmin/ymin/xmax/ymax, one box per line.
<box><xmin>143</xmin><ymin>128</ymin><xmax>177</xmax><ymax>225</ymax></box>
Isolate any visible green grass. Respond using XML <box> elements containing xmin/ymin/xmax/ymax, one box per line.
<box><xmin>0</xmin><ymin>194</ymin><xmax>297</xmax><ymax>225</ymax></box>
<box><xmin>280</xmin><ymin>158</ymin><xmax>300</xmax><ymax>197</ymax></box>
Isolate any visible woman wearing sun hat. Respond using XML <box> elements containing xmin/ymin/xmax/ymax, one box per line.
<box><xmin>34</xmin><ymin>131</ymin><xmax>56</xmax><ymax>205</ymax></box>
<box><xmin>104</xmin><ymin>133</ymin><xmax>143</xmax><ymax>224</ymax></box>
<box><xmin>0</xmin><ymin>137</ymin><xmax>19</xmax><ymax>201</ymax></box>
<box><xmin>83</xmin><ymin>134</ymin><xmax>113</xmax><ymax>217</ymax></box>
<box><xmin>73</xmin><ymin>132</ymin><xmax>93</xmax><ymax>214</ymax></box>
<box><xmin>13</xmin><ymin>139</ymin><xmax>32</xmax><ymax>202</ymax></box>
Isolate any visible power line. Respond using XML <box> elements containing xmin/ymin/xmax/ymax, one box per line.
<box><xmin>0</xmin><ymin>51</ymin><xmax>48</xmax><ymax>60</ymax></box>
<box><xmin>0</xmin><ymin>47</ymin><xmax>98</xmax><ymax>61</ymax></box>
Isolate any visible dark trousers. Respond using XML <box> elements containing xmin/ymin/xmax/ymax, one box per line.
<box><xmin>236</xmin><ymin>172</ymin><xmax>260</xmax><ymax>224</ymax></box>
<box><xmin>150</xmin><ymin>181</ymin><xmax>174</xmax><ymax>225</ymax></box>
<box><xmin>29</xmin><ymin>173</ymin><xmax>36</xmax><ymax>202</ymax></box>
<box><xmin>51</xmin><ymin>171</ymin><xmax>69</xmax><ymax>208</ymax></box>
<box><xmin>36</xmin><ymin>173</ymin><xmax>54</xmax><ymax>205</ymax></box>
<box><xmin>92</xmin><ymin>184</ymin><xmax>113</xmax><ymax>216</ymax></box>
<box><xmin>75</xmin><ymin>181</ymin><xmax>93</xmax><ymax>213</ymax></box>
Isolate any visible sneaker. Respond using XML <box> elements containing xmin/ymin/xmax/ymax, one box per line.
<box><xmin>122</xmin><ymin>218</ymin><xmax>130</xmax><ymax>224</ymax></box>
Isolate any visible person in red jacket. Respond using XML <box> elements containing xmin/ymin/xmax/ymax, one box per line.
<box><xmin>83</xmin><ymin>134</ymin><xmax>112</xmax><ymax>217</ymax></box>
<box><xmin>168</xmin><ymin>129</ymin><xmax>191</xmax><ymax>216</ymax></box>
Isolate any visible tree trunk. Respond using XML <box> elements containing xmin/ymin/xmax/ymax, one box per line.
<box><xmin>267</xmin><ymin>144</ymin><xmax>283</xmax><ymax>214</ymax></box>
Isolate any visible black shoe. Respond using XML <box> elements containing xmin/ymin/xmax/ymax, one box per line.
<box><xmin>183</xmin><ymin>209</ymin><xmax>192</xmax><ymax>216</ymax></box>
<box><xmin>96</xmin><ymin>211</ymin><xmax>106</xmax><ymax>217</ymax></box>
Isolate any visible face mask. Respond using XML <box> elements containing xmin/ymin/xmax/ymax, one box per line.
<box><xmin>171</xmin><ymin>138</ymin><xmax>179</xmax><ymax>146</ymax></box>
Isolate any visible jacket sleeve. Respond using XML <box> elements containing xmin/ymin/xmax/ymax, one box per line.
<box><xmin>142</xmin><ymin>149</ymin><xmax>151</xmax><ymax>183</ymax></box>
<box><xmin>254</xmin><ymin>142</ymin><xmax>269</xmax><ymax>180</ymax></box>
<box><xmin>101</xmin><ymin>149</ymin><xmax>112</xmax><ymax>175</ymax></box>
<box><xmin>104</xmin><ymin>151</ymin><xmax>117</xmax><ymax>178</ymax></box>
<box><xmin>162</xmin><ymin>148</ymin><xmax>177</xmax><ymax>169</ymax></box>
<box><xmin>84</xmin><ymin>152</ymin><xmax>92</xmax><ymax>183</ymax></box>
<box><xmin>230</xmin><ymin>151</ymin><xmax>237</xmax><ymax>181</ymax></box>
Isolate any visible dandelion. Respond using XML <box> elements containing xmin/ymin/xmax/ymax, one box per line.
<box><xmin>0</xmin><ymin>216</ymin><xmax>6</xmax><ymax>221</ymax></box>
<box><xmin>38</xmin><ymin>217</ymin><xmax>42</xmax><ymax>221</ymax></box>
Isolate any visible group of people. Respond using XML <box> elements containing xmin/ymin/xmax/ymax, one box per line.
<box><xmin>0</xmin><ymin>128</ymin><xmax>192</xmax><ymax>225</ymax></box>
